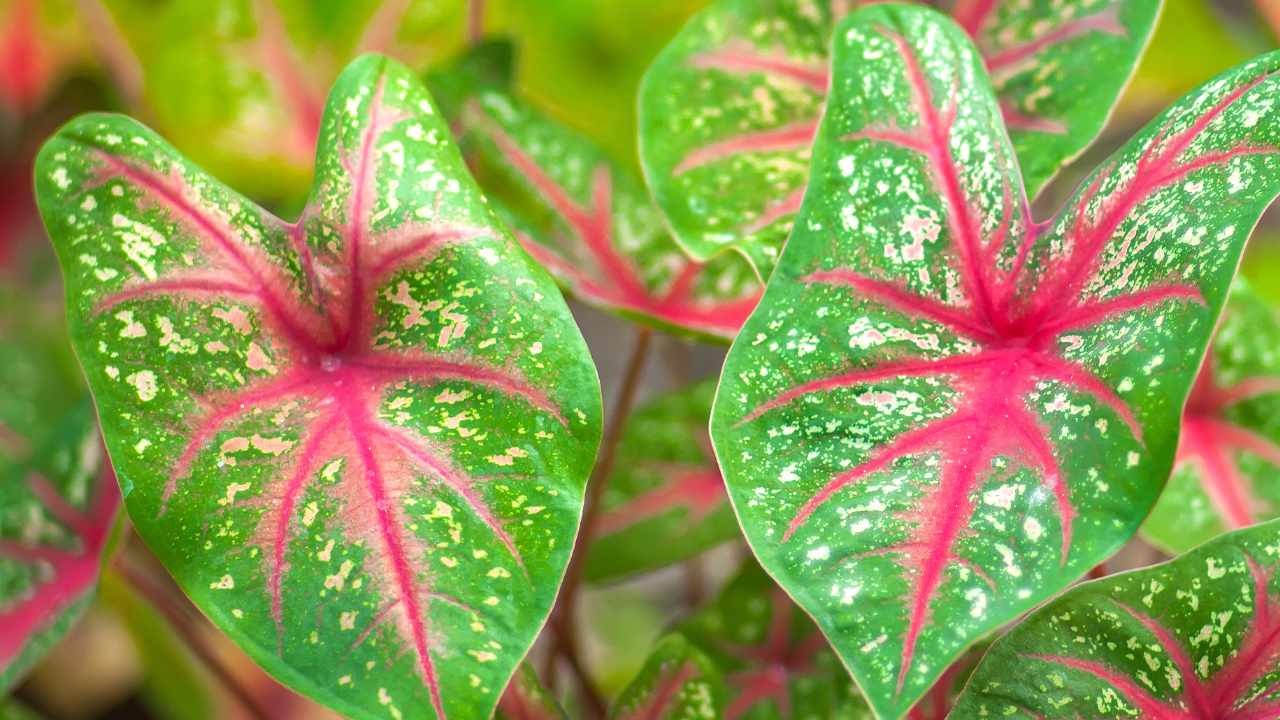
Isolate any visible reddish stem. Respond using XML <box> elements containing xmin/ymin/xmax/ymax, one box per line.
<box><xmin>547</xmin><ymin>327</ymin><xmax>653</xmax><ymax>717</ymax></box>
<box><xmin>114</xmin><ymin>550</ymin><xmax>272</xmax><ymax>720</ymax></box>
<box><xmin>468</xmin><ymin>0</ymin><xmax>485</xmax><ymax>44</ymax></box>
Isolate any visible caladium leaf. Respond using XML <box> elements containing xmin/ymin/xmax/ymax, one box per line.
<box><xmin>0</xmin><ymin>401</ymin><xmax>115</xmax><ymax>691</ymax></box>
<box><xmin>93</xmin><ymin>0</ymin><xmax>460</xmax><ymax>204</ymax></box>
<box><xmin>953</xmin><ymin>517</ymin><xmax>1280</xmax><ymax>718</ymax></box>
<box><xmin>36</xmin><ymin>54</ymin><xmax>602</xmax><ymax>720</ymax></box>
<box><xmin>583</xmin><ymin>380</ymin><xmax>738</xmax><ymax>584</ymax></box>
<box><xmin>455</xmin><ymin>86</ymin><xmax>761</xmax><ymax>343</ymax></box>
<box><xmin>1</xmin><ymin>285</ymin><xmax>116</xmax><ymax>691</ymax></box>
<box><xmin>611</xmin><ymin>634</ymin><xmax>726</xmax><ymax>720</ymax></box>
<box><xmin>495</xmin><ymin>664</ymin><xmax>566</xmax><ymax>720</ymax></box>
<box><xmin>710</xmin><ymin>6</ymin><xmax>1280</xmax><ymax>717</ymax></box>
<box><xmin>638</xmin><ymin>0</ymin><xmax>1160</xmax><ymax>277</ymax></box>
<box><xmin>675</xmin><ymin>562</ymin><xmax>870</xmax><ymax>719</ymax></box>
<box><xmin>1145</xmin><ymin>280</ymin><xmax>1280</xmax><ymax>553</ymax></box>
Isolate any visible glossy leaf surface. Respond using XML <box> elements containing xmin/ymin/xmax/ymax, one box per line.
<box><xmin>456</xmin><ymin>86</ymin><xmax>760</xmax><ymax>342</ymax></box>
<box><xmin>953</xmin><ymin>518</ymin><xmax>1280</xmax><ymax>718</ymax></box>
<box><xmin>1145</xmin><ymin>281</ymin><xmax>1280</xmax><ymax>553</ymax></box>
<box><xmin>36</xmin><ymin>54</ymin><xmax>601</xmax><ymax>720</ymax></box>
<box><xmin>675</xmin><ymin>562</ymin><xmax>870</xmax><ymax>719</ymax></box>
<box><xmin>584</xmin><ymin>381</ymin><xmax>737</xmax><ymax>584</ymax></box>
<box><xmin>611</xmin><ymin>634</ymin><xmax>726</xmax><ymax>720</ymax></box>
<box><xmin>495</xmin><ymin>664</ymin><xmax>566</xmax><ymax>720</ymax></box>
<box><xmin>710</xmin><ymin>6</ymin><xmax>1280</xmax><ymax>717</ymax></box>
<box><xmin>639</xmin><ymin>0</ymin><xmax>1160</xmax><ymax>277</ymax></box>
<box><xmin>94</xmin><ymin>0</ymin><xmax>462</xmax><ymax>204</ymax></box>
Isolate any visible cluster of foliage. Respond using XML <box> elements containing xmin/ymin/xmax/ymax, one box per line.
<box><xmin>7</xmin><ymin>0</ymin><xmax>1280</xmax><ymax>719</ymax></box>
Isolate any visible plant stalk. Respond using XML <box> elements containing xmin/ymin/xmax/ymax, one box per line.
<box><xmin>547</xmin><ymin>326</ymin><xmax>653</xmax><ymax>716</ymax></box>
<box><xmin>468</xmin><ymin>0</ymin><xmax>485</xmax><ymax>44</ymax></box>
<box><xmin>1257</xmin><ymin>0</ymin><xmax>1280</xmax><ymax>40</ymax></box>
<box><xmin>114</xmin><ymin>551</ymin><xmax>273</xmax><ymax>720</ymax></box>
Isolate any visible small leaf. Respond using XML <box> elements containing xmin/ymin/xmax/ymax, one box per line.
<box><xmin>455</xmin><ymin>86</ymin><xmax>761</xmax><ymax>342</ymax></box>
<box><xmin>423</xmin><ymin>38</ymin><xmax>518</xmax><ymax>122</ymax></box>
<box><xmin>953</xmin><ymin>518</ymin><xmax>1280</xmax><ymax>718</ymax></box>
<box><xmin>639</xmin><ymin>0</ymin><xmax>1160</xmax><ymax>277</ymax></box>
<box><xmin>0</xmin><ymin>398</ymin><xmax>116</xmax><ymax>690</ymax></box>
<box><xmin>611</xmin><ymin>634</ymin><xmax>726</xmax><ymax>720</ymax></box>
<box><xmin>711</xmin><ymin>6</ymin><xmax>1280</xmax><ymax>717</ymax></box>
<box><xmin>36</xmin><ymin>54</ymin><xmax>602</xmax><ymax>720</ymax></box>
<box><xmin>495</xmin><ymin>664</ymin><xmax>566</xmax><ymax>720</ymax></box>
<box><xmin>584</xmin><ymin>381</ymin><xmax>738</xmax><ymax>584</ymax></box>
<box><xmin>1145</xmin><ymin>280</ymin><xmax>1280</xmax><ymax>553</ymax></box>
<box><xmin>0</xmin><ymin>285</ymin><xmax>116</xmax><ymax>691</ymax></box>
<box><xmin>676</xmin><ymin>562</ymin><xmax>871</xmax><ymax>719</ymax></box>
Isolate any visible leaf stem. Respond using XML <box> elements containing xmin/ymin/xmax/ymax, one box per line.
<box><xmin>468</xmin><ymin>0</ymin><xmax>485</xmax><ymax>44</ymax></box>
<box><xmin>548</xmin><ymin>326</ymin><xmax>653</xmax><ymax>717</ymax></box>
<box><xmin>113</xmin><ymin>548</ymin><xmax>273</xmax><ymax>720</ymax></box>
<box><xmin>1258</xmin><ymin>0</ymin><xmax>1280</xmax><ymax>40</ymax></box>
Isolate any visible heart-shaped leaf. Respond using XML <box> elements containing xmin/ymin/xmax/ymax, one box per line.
<box><xmin>639</xmin><ymin>0</ymin><xmax>1160</xmax><ymax>277</ymax></box>
<box><xmin>1145</xmin><ymin>280</ymin><xmax>1280</xmax><ymax>553</ymax></box>
<box><xmin>496</xmin><ymin>664</ymin><xmax>566</xmax><ymax>720</ymax></box>
<box><xmin>710</xmin><ymin>6</ymin><xmax>1280</xmax><ymax>717</ymax></box>
<box><xmin>583</xmin><ymin>380</ymin><xmax>738</xmax><ymax>584</ymax></box>
<box><xmin>455</xmin><ymin>86</ymin><xmax>761</xmax><ymax>342</ymax></box>
<box><xmin>953</xmin><ymin>518</ymin><xmax>1280</xmax><ymax>718</ymax></box>
<box><xmin>611</xmin><ymin>634</ymin><xmax>726</xmax><ymax>720</ymax></box>
<box><xmin>91</xmin><ymin>0</ymin><xmax>461</xmax><ymax>204</ymax></box>
<box><xmin>36</xmin><ymin>54</ymin><xmax>602</xmax><ymax>720</ymax></box>
<box><xmin>674</xmin><ymin>562</ymin><xmax>870</xmax><ymax>719</ymax></box>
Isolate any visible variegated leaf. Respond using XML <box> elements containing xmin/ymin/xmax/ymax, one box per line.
<box><xmin>711</xmin><ymin>6</ymin><xmax>1280</xmax><ymax>717</ymax></box>
<box><xmin>953</xmin><ymin>518</ymin><xmax>1280</xmax><ymax>718</ymax></box>
<box><xmin>1145</xmin><ymin>280</ymin><xmax>1280</xmax><ymax>553</ymax></box>
<box><xmin>584</xmin><ymin>380</ymin><xmax>738</xmax><ymax>584</ymax></box>
<box><xmin>611</xmin><ymin>634</ymin><xmax>726</xmax><ymax>720</ymax></box>
<box><xmin>675</xmin><ymin>562</ymin><xmax>871</xmax><ymax>719</ymax></box>
<box><xmin>1</xmin><ymin>291</ymin><xmax>116</xmax><ymax>690</ymax></box>
<box><xmin>0</xmin><ymin>400</ymin><xmax>114</xmax><ymax>691</ymax></box>
<box><xmin>639</xmin><ymin>0</ymin><xmax>1160</xmax><ymax>277</ymax></box>
<box><xmin>456</xmin><ymin>86</ymin><xmax>761</xmax><ymax>343</ymax></box>
<box><xmin>35</xmin><ymin>54</ymin><xmax>601</xmax><ymax>720</ymax></box>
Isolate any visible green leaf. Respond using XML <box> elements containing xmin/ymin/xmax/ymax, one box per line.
<box><xmin>1144</xmin><ymin>280</ymin><xmax>1280</xmax><ymax>554</ymax></box>
<box><xmin>0</xmin><ymin>283</ymin><xmax>115</xmax><ymax>691</ymax></box>
<box><xmin>583</xmin><ymin>380</ymin><xmax>738</xmax><ymax>584</ymax></box>
<box><xmin>35</xmin><ymin>54</ymin><xmax>602</xmax><ymax>720</ymax></box>
<box><xmin>0</xmin><ymin>396</ymin><xmax>115</xmax><ymax>691</ymax></box>
<box><xmin>423</xmin><ymin>38</ymin><xmax>518</xmax><ymax>123</ymax></box>
<box><xmin>639</xmin><ymin>0</ymin><xmax>1160</xmax><ymax>277</ymax></box>
<box><xmin>674</xmin><ymin>562</ymin><xmax>870</xmax><ymax>719</ymax></box>
<box><xmin>454</xmin><ymin>85</ymin><xmax>761</xmax><ymax>342</ymax></box>
<box><xmin>91</xmin><ymin>0</ymin><xmax>462</xmax><ymax>205</ymax></box>
<box><xmin>710</xmin><ymin>6</ymin><xmax>1280</xmax><ymax>717</ymax></box>
<box><xmin>953</xmin><ymin>518</ymin><xmax>1280</xmax><ymax>717</ymax></box>
<box><xmin>611</xmin><ymin>634</ymin><xmax>726</xmax><ymax>720</ymax></box>
<box><xmin>495</xmin><ymin>664</ymin><xmax>566</xmax><ymax>720</ymax></box>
